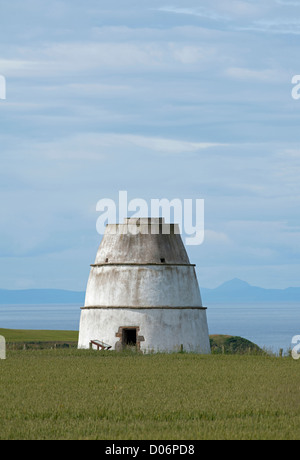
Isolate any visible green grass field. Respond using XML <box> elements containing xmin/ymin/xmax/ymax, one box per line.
<box><xmin>0</xmin><ymin>340</ymin><xmax>299</xmax><ymax>440</ymax></box>
<box><xmin>0</xmin><ymin>328</ymin><xmax>78</xmax><ymax>343</ymax></box>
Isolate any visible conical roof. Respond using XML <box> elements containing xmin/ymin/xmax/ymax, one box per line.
<box><xmin>93</xmin><ymin>218</ymin><xmax>191</xmax><ymax>265</ymax></box>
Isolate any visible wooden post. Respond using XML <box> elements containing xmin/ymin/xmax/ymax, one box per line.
<box><xmin>279</xmin><ymin>348</ymin><xmax>283</xmax><ymax>358</ymax></box>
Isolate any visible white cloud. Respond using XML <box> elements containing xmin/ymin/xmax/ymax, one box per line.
<box><xmin>118</xmin><ymin>134</ymin><xmax>223</xmax><ymax>154</ymax></box>
<box><xmin>156</xmin><ymin>2</ymin><xmax>300</xmax><ymax>35</ymax></box>
<box><xmin>0</xmin><ymin>58</ymin><xmax>40</xmax><ymax>76</ymax></box>
<box><xmin>0</xmin><ymin>40</ymin><xmax>218</xmax><ymax>79</ymax></box>
<box><xmin>225</xmin><ymin>67</ymin><xmax>285</xmax><ymax>82</ymax></box>
<box><xmin>156</xmin><ymin>6</ymin><xmax>230</xmax><ymax>21</ymax></box>
<box><xmin>279</xmin><ymin>149</ymin><xmax>300</xmax><ymax>158</ymax></box>
<box><xmin>10</xmin><ymin>133</ymin><xmax>224</xmax><ymax>161</ymax></box>
<box><xmin>204</xmin><ymin>229</ymin><xmax>232</xmax><ymax>244</ymax></box>
<box><xmin>275</xmin><ymin>0</ymin><xmax>300</xmax><ymax>6</ymax></box>
<box><xmin>215</xmin><ymin>1</ymin><xmax>265</xmax><ymax>18</ymax></box>
<box><xmin>237</xmin><ymin>18</ymin><xmax>300</xmax><ymax>34</ymax></box>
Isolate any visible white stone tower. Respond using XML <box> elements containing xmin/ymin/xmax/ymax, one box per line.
<box><xmin>78</xmin><ymin>218</ymin><xmax>210</xmax><ymax>353</ymax></box>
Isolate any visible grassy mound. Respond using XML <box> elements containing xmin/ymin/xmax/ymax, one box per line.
<box><xmin>210</xmin><ymin>334</ymin><xmax>263</xmax><ymax>354</ymax></box>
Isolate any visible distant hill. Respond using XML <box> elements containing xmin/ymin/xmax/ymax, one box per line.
<box><xmin>209</xmin><ymin>334</ymin><xmax>263</xmax><ymax>354</ymax></box>
<box><xmin>0</xmin><ymin>278</ymin><xmax>300</xmax><ymax>304</ymax></box>
<box><xmin>201</xmin><ymin>278</ymin><xmax>300</xmax><ymax>303</ymax></box>
<box><xmin>0</xmin><ymin>289</ymin><xmax>85</xmax><ymax>305</ymax></box>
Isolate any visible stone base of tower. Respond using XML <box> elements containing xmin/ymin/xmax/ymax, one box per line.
<box><xmin>78</xmin><ymin>307</ymin><xmax>211</xmax><ymax>354</ymax></box>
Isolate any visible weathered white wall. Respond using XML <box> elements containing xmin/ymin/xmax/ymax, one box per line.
<box><xmin>85</xmin><ymin>265</ymin><xmax>202</xmax><ymax>307</ymax></box>
<box><xmin>78</xmin><ymin>218</ymin><xmax>211</xmax><ymax>354</ymax></box>
<box><xmin>78</xmin><ymin>308</ymin><xmax>210</xmax><ymax>354</ymax></box>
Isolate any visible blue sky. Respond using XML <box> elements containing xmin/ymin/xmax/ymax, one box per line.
<box><xmin>0</xmin><ymin>0</ymin><xmax>300</xmax><ymax>291</ymax></box>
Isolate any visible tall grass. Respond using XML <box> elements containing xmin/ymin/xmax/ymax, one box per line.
<box><xmin>0</xmin><ymin>349</ymin><xmax>299</xmax><ymax>440</ymax></box>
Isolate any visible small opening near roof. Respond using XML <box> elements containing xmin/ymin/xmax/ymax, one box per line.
<box><xmin>160</xmin><ymin>258</ymin><xmax>166</xmax><ymax>263</ymax></box>
<box><xmin>105</xmin><ymin>258</ymin><xmax>109</xmax><ymax>263</ymax></box>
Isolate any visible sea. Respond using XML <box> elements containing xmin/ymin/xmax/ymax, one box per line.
<box><xmin>0</xmin><ymin>302</ymin><xmax>299</xmax><ymax>353</ymax></box>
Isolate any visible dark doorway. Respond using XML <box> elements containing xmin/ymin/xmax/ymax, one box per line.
<box><xmin>115</xmin><ymin>326</ymin><xmax>144</xmax><ymax>352</ymax></box>
<box><xmin>122</xmin><ymin>328</ymin><xmax>137</xmax><ymax>347</ymax></box>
